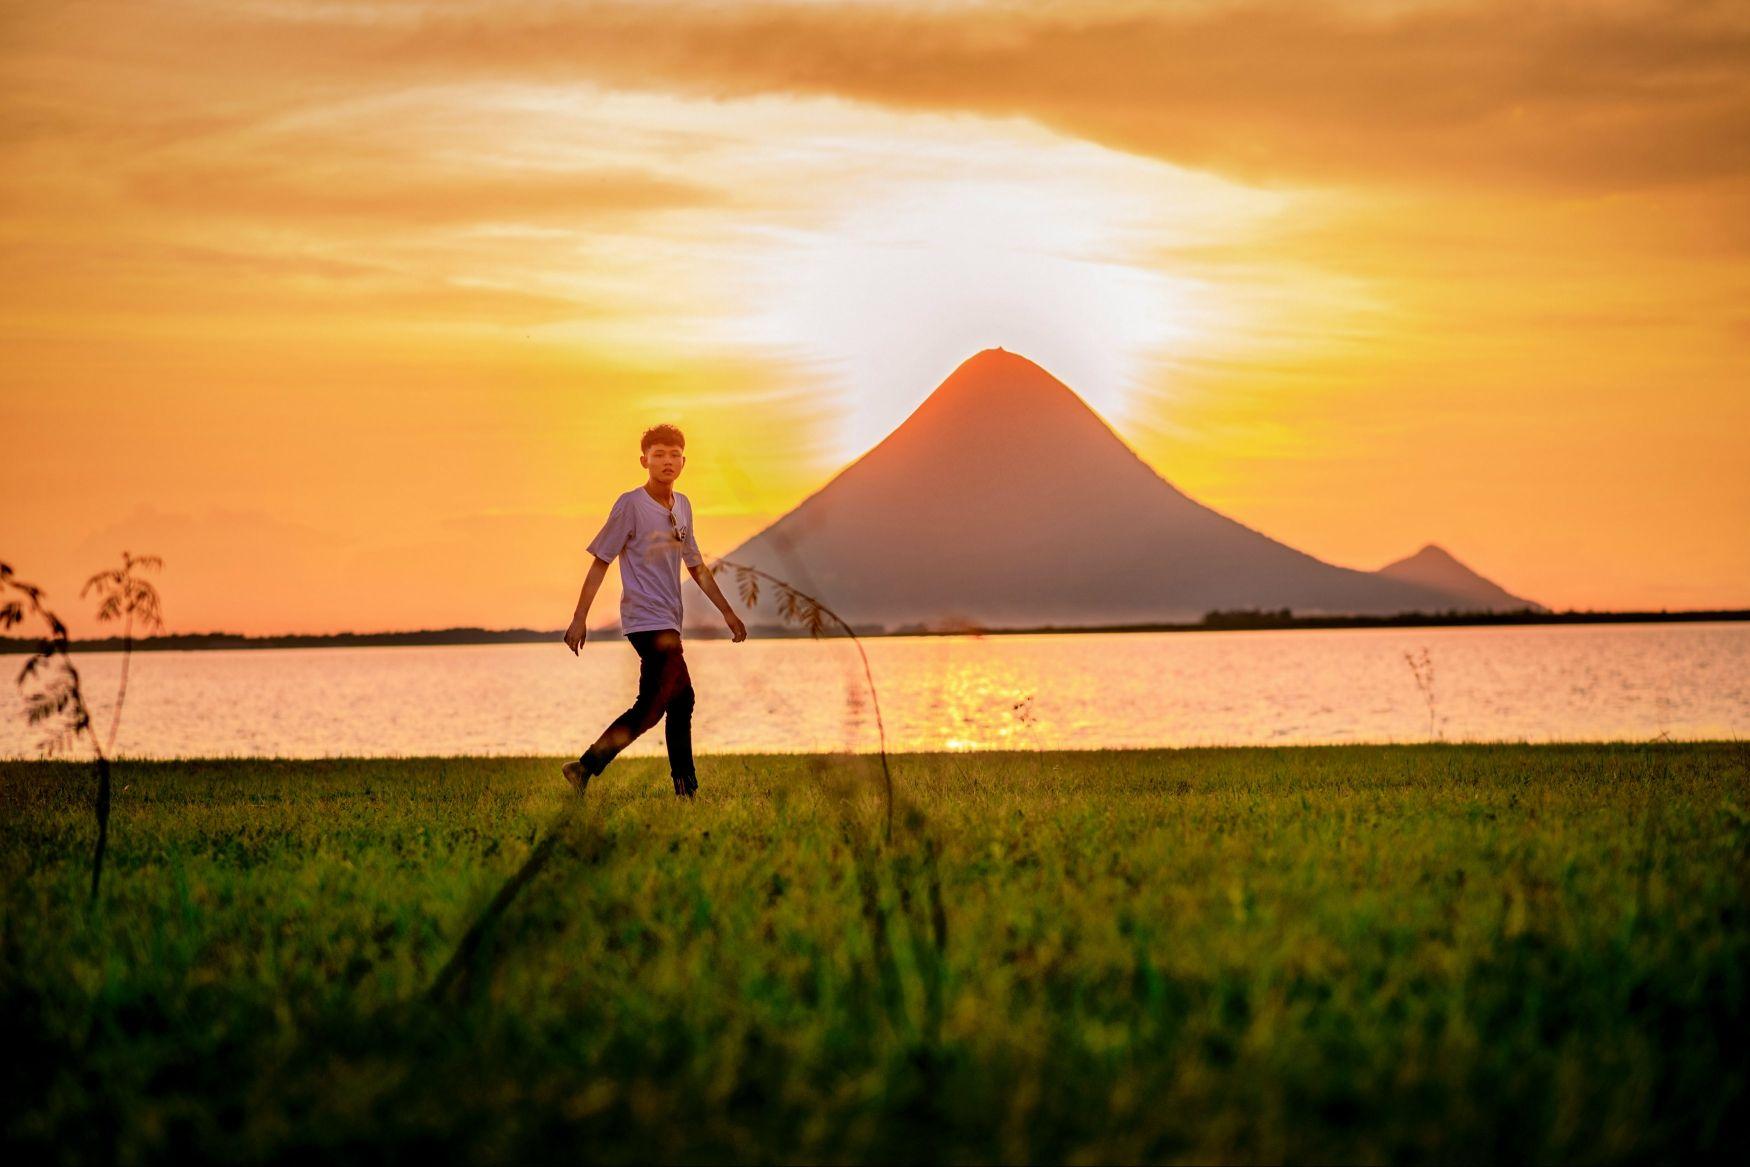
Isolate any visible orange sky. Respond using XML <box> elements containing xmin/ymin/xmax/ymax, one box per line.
<box><xmin>3</xmin><ymin>0</ymin><xmax>1747</xmax><ymax>635</ymax></box>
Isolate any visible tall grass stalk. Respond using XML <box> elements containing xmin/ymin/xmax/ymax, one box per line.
<box><xmin>0</xmin><ymin>553</ymin><xmax>162</xmax><ymax>904</ymax></box>
<box><xmin>3</xmin><ymin>562</ymin><xmax>108</xmax><ymax>903</ymax></box>
<box><xmin>82</xmin><ymin>551</ymin><xmax>164</xmax><ymax>755</ymax></box>
<box><xmin>711</xmin><ymin>555</ymin><xmax>894</xmax><ymax>841</ymax></box>
<box><xmin>1403</xmin><ymin>646</ymin><xmax>1440</xmax><ymax>740</ymax></box>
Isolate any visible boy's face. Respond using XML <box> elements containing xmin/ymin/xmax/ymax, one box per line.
<box><xmin>642</xmin><ymin>443</ymin><xmax>685</xmax><ymax>482</ymax></box>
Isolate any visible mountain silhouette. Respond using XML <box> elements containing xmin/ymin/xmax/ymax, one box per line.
<box><xmin>1374</xmin><ymin>543</ymin><xmax>1546</xmax><ymax>613</ymax></box>
<box><xmin>693</xmin><ymin>348</ymin><xmax>1539</xmax><ymax>631</ymax></box>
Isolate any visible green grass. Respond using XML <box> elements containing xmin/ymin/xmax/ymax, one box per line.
<box><xmin>2</xmin><ymin>743</ymin><xmax>1746</xmax><ymax>1164</ymax></box>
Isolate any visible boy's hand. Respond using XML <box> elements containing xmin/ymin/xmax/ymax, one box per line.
<box><xmin>726</xmin><ymin>612</ymin><xmax>747</xmax><ymax>643</ymax></box>
<box><xmin>564</xmin><ymin>617</ymin><xmax>587</xmax><ymax>654</ymax></box>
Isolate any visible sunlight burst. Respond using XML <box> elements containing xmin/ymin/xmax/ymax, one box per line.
<box><xmin>730</xmin><ymin>176</ymin><xmax>1214</xmax><ymax>459</ymax></box>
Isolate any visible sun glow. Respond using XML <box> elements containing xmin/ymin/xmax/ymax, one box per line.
<box><xmin>726</xmin><ymin>175</ymin><xmax>1218</xmax><ymax>460</ymax></box>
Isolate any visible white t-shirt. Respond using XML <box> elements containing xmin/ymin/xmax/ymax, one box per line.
<box><xmin>587</xmin><ymin>487</ymin><xmax>705</xmax><ymax>635</ymax></box>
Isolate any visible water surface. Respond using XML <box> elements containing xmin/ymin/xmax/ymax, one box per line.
<box><xmin>3</xmin><ymin>623</ymin><xmax>1743</xmax><ymax>760</ymax></box>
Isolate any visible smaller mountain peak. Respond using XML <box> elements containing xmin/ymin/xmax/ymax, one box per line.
<box><xmin>1374</xmin><ymin>542</ymin><xmax>1544</xmax><ymax>612</ymax></box>
<box><xmin>1380</xmin><ymin>543</ymin><xmax>1468</xmax><ymax>572</ymax></box>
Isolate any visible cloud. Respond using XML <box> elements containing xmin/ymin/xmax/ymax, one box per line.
<box><xmin>122</xmin><ymin>159</ymin><xmax>726</xmax><ymax>227</ymax></box>
<box><xmin>11</xmin><ymin>2</ymin><xmax>1747</xmax><ymax>202</ymax></box>
<box><xmin>70</xmin><ymin>0</ymin><xmax>1738</xmax><ymax>195</ymax></box>
<box><xmin>0</xmin><ymin>236</ymin><xmax>621</xmax><ymax>326</ymax></box>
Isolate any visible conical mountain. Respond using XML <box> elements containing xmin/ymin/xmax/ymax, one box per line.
<box><xmin>697</xmin><ymin>348</ymin><xmax>1521</xmax><ymax>631</ymax></box>
<box><xmin>1374</xmin><ymin>543</ymin><xmax>1544</xmax><ymax>613</ymax></box>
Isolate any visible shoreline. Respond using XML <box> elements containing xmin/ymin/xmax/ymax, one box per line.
<box><xmin>2</xmin><ymin>607</ymin><xmax>1745</xmax><ymax>654</ymax></box>
<box><xmin>4</xmin><ymin>739</ymin><xmax>1737</xmax><ymax>767</ymax></box>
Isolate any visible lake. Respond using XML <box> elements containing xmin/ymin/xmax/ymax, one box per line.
<box><xmin>2</xmin><ymin>622</ymin><xmax>1744</xmax><ymax>760</ymax></box>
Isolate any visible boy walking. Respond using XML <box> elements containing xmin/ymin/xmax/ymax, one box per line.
<box><xmin>562</xmin><ymin>424</ymin><xmax>747</xmax><ymax>798</ymax></box>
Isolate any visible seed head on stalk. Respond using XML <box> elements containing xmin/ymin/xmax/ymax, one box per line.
<box><xmin>81</xmin><ymin>550</ymin><xmax>164</xmax><ymax>755</ymax></box>
<box><xmin>710</xmin><ymin>555</ymin><xmax>894</xmax><ymax>843</ymax></box>
<box><xmin>1</xmin><ymin>552</ymin><xmax>161</xmax><ymax>904</ymax></box>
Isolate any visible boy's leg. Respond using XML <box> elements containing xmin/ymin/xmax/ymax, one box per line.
<box><xmin>666</xmin><ymin>648</ymin><xmax>697</xmax><ymax>797</ymax></box>
<box><xmin>578</xmin><ymin>630</ymin><xmax>687</xmax><ymax>778</ymax></box>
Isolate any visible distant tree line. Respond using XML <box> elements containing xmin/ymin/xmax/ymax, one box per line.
<box><xmin>972</xmin><ymin>607</ymin><xmax>1750</xmax><ymax>635</ymax></box>
<box><xmin>1</xmin><ymin>606</ymin><xmax>1744</xmax><ymax>654</ymax></box>
<box><xmin>0</xmin><ymin>627</ymin><xmax>563</xmax><ymax>654</ymax></box>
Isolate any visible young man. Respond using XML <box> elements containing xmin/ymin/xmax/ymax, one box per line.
<box><xmin>561</xmin><ymin>424</ymin><xmax>747</xmax><ymax>798</ymax></box>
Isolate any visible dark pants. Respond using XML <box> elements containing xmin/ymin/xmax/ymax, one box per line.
<box><xmin>580</xmin><ymin>627</ymin><xmax>696</xmax><ymax>792</ymax></box>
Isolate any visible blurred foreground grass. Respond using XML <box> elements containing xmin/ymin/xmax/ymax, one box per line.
<box><xmin>2</xmin><ymin>743</ymin><xmax>1746</xmax><ymax>1164</ymax></box>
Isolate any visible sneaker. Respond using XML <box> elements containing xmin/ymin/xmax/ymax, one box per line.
<box><xmin>562</xmin><ymin>759</ymin><xmax>591</xmax><ymax>796</ymax></box>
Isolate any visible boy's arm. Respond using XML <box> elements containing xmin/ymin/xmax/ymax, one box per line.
<box><xmin>688</xmin><ymin>561</ymin><xmax>748</xmax><ymax>642</ymax></box>
<box><xmin>564</xmin><ymin>556</ymin><xmax>610</xmax><ymax>654</ymax></box>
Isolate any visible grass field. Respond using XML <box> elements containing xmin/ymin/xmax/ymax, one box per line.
<box><xmin>3</xmin><ymin>743</ymin><xmax>1746</xmax><ymax>1164</ymax></box>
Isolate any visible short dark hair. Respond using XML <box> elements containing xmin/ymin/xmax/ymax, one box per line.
<box><xmin>640</xmin><ymin>424</ymin><xmax>685</xmax><ymax>454</ymax></box>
